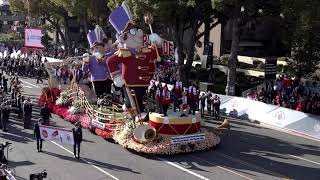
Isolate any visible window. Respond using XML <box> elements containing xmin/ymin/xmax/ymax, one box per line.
<box><xmin>3</xmin><ymin>21</ymin><xmax>7</xmax><ymax>25</ymax></box>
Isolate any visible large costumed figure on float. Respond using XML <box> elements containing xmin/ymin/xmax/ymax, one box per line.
<box><xmin>83</xmin><ymin>25</ymin><xmax>114</xmax><ymax>98</ymax></box>
<box><xmin>106</xmin><ymin>3</ymin><xmax>162</xmax><ymax>117</ymax></box>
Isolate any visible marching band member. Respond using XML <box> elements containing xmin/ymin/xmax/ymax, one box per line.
<box><xmin>188</xmin><ymin>84</ymin><xmax>197</xmax><ymax>115</ymax></box>
<box><xmin>173</xmin><ymin>77</ymin><xmax>183</xmax><ymax>112</ymax></box>
<box><xmin>179</xmin><ymin>90</ymin><xmax>190</xmax><ymax>117</ymax></box>
<box><xmin>162</xmin><ymin>84</ymin><xmax>171</xmax><ymax>117</ymax></box>
<box><xmin>155</xmin><ymin>82</ymin><xmax>163</xmax><ymax>114</ymax></box>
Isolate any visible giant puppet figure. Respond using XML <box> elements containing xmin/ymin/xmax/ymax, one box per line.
<box><xmin>83</xmin><ymin>25</ymin><xmax>114</xmax><ymax>98</ymax></box>
<box><xmin>106</xmin><ymin>3</ymin><xmax>162</xmax><ymax>115</ymax></box>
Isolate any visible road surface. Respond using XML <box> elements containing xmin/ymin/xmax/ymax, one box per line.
<box><xmin>0</xmin><ymin>76</ymin><xmax>319</xmax><ymax>180</ymax></box>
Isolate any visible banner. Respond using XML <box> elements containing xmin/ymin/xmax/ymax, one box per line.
<box><xmin>171</xmin><ymin>133</ymin><xmax>206</xmax><ymax>144</ymax></box>
<box><xmin>25</xmin><ymin>28</ymin><xmax>44</xmax><ymax>48</ymax></box>
<box><xmin>39</xmin><ymin>125</ymin><xmax>74</xmax><ymax>145</ymax></box>
<box><xmin>91</xmin><ymin>119</ymin><xmax>105</xmax><ymax>130</ymax></box>
<box><xmin>143</xmin><ymin>34</ymin><xmax>174</xmax><ymax>58</ymax></box>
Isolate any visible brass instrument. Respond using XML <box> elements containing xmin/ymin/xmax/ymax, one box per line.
<box><xmin>212</xmin><ymin>119</ymin><xmax>230</xmax><ymax>135</ymax></box>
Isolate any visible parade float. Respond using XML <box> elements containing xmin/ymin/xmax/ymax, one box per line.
<box><xmin>40</xmin><ymin>2</ymin><xmax>226</xmax><ymax>155</ymax></box>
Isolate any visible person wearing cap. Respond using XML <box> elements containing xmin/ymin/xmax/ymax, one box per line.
<box><xmin>72</xmin><ymin>122</ymin><xmax>82</xmax><ymax>158</ymax></box>
<box><xmin>34</xmin><ymin>119</ymin><xmax>43</xmax><ymax>152</ymax></box>
<box><xmin>107</xmin><ymin>2</ymin><xmax>163</xmax><ymax>114</ymax></box>
<box><xmin>83</xmin><ymin>25</ymin><xmax>114</xmax><ymax>98</ymax></box>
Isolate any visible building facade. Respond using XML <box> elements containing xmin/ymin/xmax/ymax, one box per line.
<box><xmin>0</xmin><ymin>3</ymin><xmax>26</xmax><ymax>33</ymax></box>
<box><xmin>196</xmin><ymin>16</ymin><xmax>288</xmax><ymax>64</ymax></box>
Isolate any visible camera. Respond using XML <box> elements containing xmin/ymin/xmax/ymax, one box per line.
<box><xmin>29</xmin><ymin>170</ymin><xmax>47</xmax><ymax>180</ymax></box>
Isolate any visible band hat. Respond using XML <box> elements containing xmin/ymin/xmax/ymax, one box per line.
<box><xmin>87</xmin><ymin>25</ymin><xmax>107</xmax><ymax>48</ymax></box>
<box><xmin>109</xmin><ymin>2</ymin><xmax>133</xmax><ymax>35</ymax></box>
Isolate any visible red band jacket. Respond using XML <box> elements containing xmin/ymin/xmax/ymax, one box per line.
<box><xmin>106</xmin><ymin>46</ymin><xmax>162</xmax><ymax>87</ymax></box>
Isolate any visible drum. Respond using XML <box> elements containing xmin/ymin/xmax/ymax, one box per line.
<box><xmin>149</xmin><ymin>112</ymin><xmax>201</xmax><ymax>136</ymax></box>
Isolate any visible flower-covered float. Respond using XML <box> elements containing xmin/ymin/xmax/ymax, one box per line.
<box><xmin>41</xmin><ymin>2</ymin><xmax>227</xmax><ymax>155</ymax></box>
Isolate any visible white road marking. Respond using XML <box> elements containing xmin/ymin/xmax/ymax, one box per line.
<box><xmin>51</xmin><ymin>141</ymin><xmax>119</xmax><ymax>180</ymax></box>
<box><xmin>190</xmin><ymin>155</ymin><xmax>254</xmax><ymax>180</ymax></box>
<box><xmin>22</xmin><ymin>85</ymin><xmax>33</xmax><ymax>89</ymax></box>
<box><xmin>289</xmin><ymin>155</ymin><xmax>320</xmax><ymax>166</ymax></box>
<box><xmin>20</xmin><ymin>79</ymin><xmax>40</xmax><ymax>88</ymax></box>
<box><xmin>157</xmin><ymin>157</ymin><xmax>211</xmax><ymax>180</ymax></box>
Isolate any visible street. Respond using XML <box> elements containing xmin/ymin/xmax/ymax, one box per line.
<box><xmin>1</xmin><ymin>77</ymin><xmax>320</xmax><ymax>180</ymax></box>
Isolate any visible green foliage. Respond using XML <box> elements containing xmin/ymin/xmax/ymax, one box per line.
<box><xmin>0</xmin><ymin>33</ymin><xmax>22</xmax><ymax>41</ymax></box>
<box><xmin>281</xmin><ymin>0</ymin><xmax>320</xmax><ymax>78</ymax></box>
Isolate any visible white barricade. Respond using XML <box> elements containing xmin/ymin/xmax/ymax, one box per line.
<box><xmin>219</xmin><ymin>95</ymin><xmax>320</xmax><ymax>140</ymax></box>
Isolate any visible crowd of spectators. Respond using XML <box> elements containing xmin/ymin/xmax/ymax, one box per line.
<box><xmin>247</xmin><ymin>74</ymin><xmax>320</xmax><ymax>115</ymax></box>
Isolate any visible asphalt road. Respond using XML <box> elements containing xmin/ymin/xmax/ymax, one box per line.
<box><xmin>0</xmin><ymin>76</ymin><xmax>319</xmax><ymax>180</ymax></box>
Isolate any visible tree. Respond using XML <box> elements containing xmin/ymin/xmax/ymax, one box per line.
<box><xmin>108</xmin><ymin>0</ymin><xmax>223</xmax><ymax>83</ymax></box>
<box><xmin>281</xmin><ymin>0</ymin><xmax>320</xmax><ymax>79</ymax></box>
<box><xmin>212</xmin><ymin>0</ymin><xmax>282</xmax><ymax>95</ymax></box>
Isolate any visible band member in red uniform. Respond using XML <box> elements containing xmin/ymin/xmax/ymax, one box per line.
<box><xmin>106</xmin><ymin>3</ymin><xmax>162</xmax><ymax>114</ymax></box>
<box><xmin>188</xmin><ymin>84</ymin><xmax>197</xmax><ymax>115</ymax></box>
<box><xmin>162</xmin><ymin>84</ymin><xmax>171</xmax><ymax>117</ymax></box>
<box><xmin>155</xmin><ymin>82</ymin><xmax>163</xmax><ymax>114</ymax></box>
<box><xmin>173</xmin><ymin>77</ymin><xmax>183</xmax><ymax>112</ymax></box>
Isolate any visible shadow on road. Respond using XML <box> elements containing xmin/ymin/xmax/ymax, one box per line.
<box><xmin>42</xmin><ymin>151</ymin><xmax>141</xmax><ymax>174</ymax></box>
<box><xmin>157</xmin><ymin>116</ymin><xmax>320</xmax><ymax>180</ymax></box>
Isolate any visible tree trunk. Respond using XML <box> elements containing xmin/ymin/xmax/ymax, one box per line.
<box><xmin>46</xmin><ymin>17</ymin><xmax>67</xmax><ymax>51</ymax></box>
<box><xmin>83</xmin><ymin>12</ymin><xmax>89</xmax><ymax>34</ymax></box>
<box><xmin>63</xmin><ymin>13</ymin><xmax>72</xmax><ymax>56</ymax></box>
<box><xmin>175</xmin><ymin>16</ymin><xmax>187</xmax><ymax>83</ymax></box>
<box><xmin>226</xmin><ymin>18</ymin><xmax>240</xmax><ymax>96</ymax></box>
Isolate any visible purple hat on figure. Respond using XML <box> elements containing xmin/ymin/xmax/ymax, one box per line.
<box><xmin>109</xmin><ymin>2</ymin><xmax>133</xmax><ymax>35</ymax></box>
<box><xmin>87</xmin><ymin>25</ymin><xmax>107</xmax><ymax>48</ymax></box>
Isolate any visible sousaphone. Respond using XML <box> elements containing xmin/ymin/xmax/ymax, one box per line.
<box><xmin>133</xmin><ymin>124</ymin><xmax>157</xmax><ymax>143</ymax></box>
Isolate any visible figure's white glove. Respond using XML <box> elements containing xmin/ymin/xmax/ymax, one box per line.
<box><xmin>83</xmin><ymin>53</ymin><xmax>90</xmax><ymax>63</ymax></box>
<box><xmin>112</xmin><ymin>74</ymin><xmax>125</xmax><ymax>87</ymax></box>
<box><xmin>149</xmin><ymin>33</ymin><xmax>162</xmax><ymax>46</ymax></box>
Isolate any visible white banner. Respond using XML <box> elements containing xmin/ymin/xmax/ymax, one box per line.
<box><xmin>39</xmin><ymin>125</ymin><xmax>74</xmax><ymax>145</ymax></box>
<box><xmin>91</xmin><ymin>119</ymin><xmax>105</xmax><ymax>130</ymax></box>
<box><xmin>171</xmin><ymin>133</ymin><xmax>206</xmax><ymax>144</ymax></box>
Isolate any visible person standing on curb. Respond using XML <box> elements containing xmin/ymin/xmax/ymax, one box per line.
<box><xmin>72</xmin><ymin>122</ymin><xmax>82</xmax><ymax>158</ymax></box>
<box><xmin>34</xmin><ymin>119</ymin><xmax>43</xmax><ymax>152</ymax></box>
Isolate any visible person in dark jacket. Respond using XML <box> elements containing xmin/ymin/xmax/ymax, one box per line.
<box><xmin>1</xmin><ymin>103</ymin><xmax>10</xmax><ymax>132</ymax></box>
<box><xmin>23</xmin><ymin>98</ymin><xmax>33</xmax><ymax>129</ymax></box>
<box><xmin>40</xmin><ymin>103</ymin><xmax>51</xmax><ymax>125</ymax></box>
<box><xmin>2</xmin><ymin>76</ymin><xmax>7</xmax><ymax>94</ymax></box>
<box><xmin>16</xmin><ymin>94</ymin><xmax>23</xmax><ymax>119</ymax></box>
<box><xmin>36</xmin><ymin>67</ymin><xmax>43</xmax><ymax>83</ymax></box>
<box><xmin>72</xmin><ymin>122</ymin><xmax>82</xmax><ymax>158</ymax></box>
<box><xmin>200</xmin><ymin>93</ymin><xmax>206</xmax><ymax>118</ymax></box>
<box><xmin>34</xmin><ymin>119</ymin><xmax>43</xmax><ymax>152</ymax></box>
